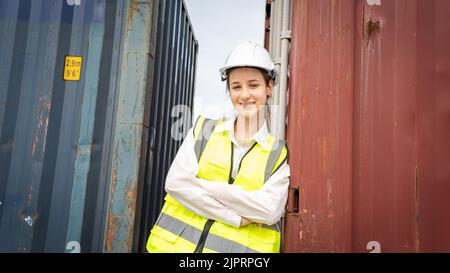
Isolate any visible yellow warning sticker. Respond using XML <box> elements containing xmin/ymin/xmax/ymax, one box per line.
<box><xmin>64</xmin><ymin>56</ymin><xmax>82</xmax><ymax>81</ymax></box>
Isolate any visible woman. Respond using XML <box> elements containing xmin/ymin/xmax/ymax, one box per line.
<box><xmin>146</xmin><ymin>41</ymin><xmax>290</xmax><ymax>253</ymax></box>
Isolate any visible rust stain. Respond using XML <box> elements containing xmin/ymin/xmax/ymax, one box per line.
<box><xmin>126</xmin><ymin>183</ymin><xmax>137</xmax><ymax>205</ymax></box>
<box><xmin>125</xmin><ymin>0</ymin><xmax>154</xmax><ymax>42</ymax></box>
<box><xmin>367</xmin><ymin>20</ymin><xmax>381</xmax><ymax>38</ymax></box>
<box><xmin>127</xmin><ymin>0</ymin><xmax>140</xmax><ymax>26</ymax></box>
<box><xmin>366</xmin><ymin>19</ymin><xmax>381</xmax><ymax>47</ymax></box>
<box><xmin>126</xmin><ymin>0</ymin><xmax>149</xmax><ymax>35</ymax></box>
<box><xmin>29</xmin><ymin>99</ymin><xmax>51</xmax><ymax>209</ymax></box>
<box><xmin>31</xmin><ymin>100</ymin><xmax>50</xmax><ymax>158</ymax></box>
<box><xmin>125</xmin><ymin>179</ymin><xmax>138</xmax><ymax>251</ymax></box>
<box><xmin>27</xmin><ymin>178</ymin><xmax>36</xmax><ymax>206</ymax></box>
<box><xmin>105</xmin><ymin>211</ymin><xmax>119</xmax><ymax>252</ymax></box>
<box><xmin>106</xmin><ymin>154</ymin><xmax>139</xmax><ymax>252</ymax></box>
<box><xmin>105</xmin><ymin>158</ymin><xmax>119</xmax><ymax>252</ymax></box>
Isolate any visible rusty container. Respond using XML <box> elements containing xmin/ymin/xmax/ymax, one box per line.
<box><xmin>285</xmin><ymin>0</ymin><xmax>450</xmax><ymax>252</ymax></box>
<box><xmin>0</xmin><ymin>0</ymin><xmax>197</xmax><ymax>253</ymax></box>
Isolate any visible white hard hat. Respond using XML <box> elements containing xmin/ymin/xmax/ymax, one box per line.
<box><xmin>219</xmin><ymin>41</ymin><xmax>277</xmax><ymax>84</ymax></box>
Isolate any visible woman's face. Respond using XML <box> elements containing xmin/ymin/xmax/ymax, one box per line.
<box><xmin>228</xmin><ymin>67</ymin><xmax>273</xmax><ymax>119</ymax></box>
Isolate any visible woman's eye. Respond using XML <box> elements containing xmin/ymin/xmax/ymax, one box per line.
<box><xmin>232</xmin><ymin>86</ymin><xmax>241</xmax><ymax>90</ymax></box>
<box><xmin>249</xmin><ymin>84</ymin><xmax>259</xmax><ymax>88</ymax></box>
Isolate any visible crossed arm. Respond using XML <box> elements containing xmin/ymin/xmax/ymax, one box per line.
<box><xmin>164</xmin><ymin>128</ymin><xmax>290</xmax><ymax>228</ymax></box>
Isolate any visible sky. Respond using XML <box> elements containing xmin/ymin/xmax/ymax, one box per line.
<box><xmin>184</xmin><ymin>0</ymin><xmax>266</xmax><ymax>121</ymax></box>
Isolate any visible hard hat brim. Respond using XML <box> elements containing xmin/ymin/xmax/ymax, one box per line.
<box><xmin>220</xmin><ymin>65</ymin><xmax>276</xmax><ymax>81</ymax></box>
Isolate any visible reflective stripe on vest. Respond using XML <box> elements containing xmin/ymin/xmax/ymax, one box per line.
<box><xmin>147</xmin><ymin>116</ymin><xmax>287</xmax><ymax>253</ymax></box>
<box><xmin>155</xmin><ymin>213</ymin><xmax>259</xmax><ymax>253</ymax></box>
<box><xmin>193</xmin><ymin>117</ymin><xmax>217</xmax><ymax>162</ymax></box>
<box><xmin>264</xmin><ymin>139</ymin><xmax>286</xmax><ymax>183</ymax></box>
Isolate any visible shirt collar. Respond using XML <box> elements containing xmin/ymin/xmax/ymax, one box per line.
<box><xmin>215</xmin><ymin>115</ymin><xmax>270</xmax><ymax>150</ymax></box>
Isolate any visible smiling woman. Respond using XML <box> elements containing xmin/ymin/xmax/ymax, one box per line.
<box><xmin>228</xmin><ymin>67</ymin><xmax>273</xmax><ymax>144</ymax></box>
<box><xmin>221</xmin><ymin>41</ymin><xmax>277</xmax><ymax>144</ymax></box>
<box><xmin>146</xmin><ymin>41</ymin><xmax>290</xmax><ymax>253</ymax></box>
<box><xmin>184</xmin><ymin>0</ymin><xmax>266</xmax><ymax>120</ymax></box>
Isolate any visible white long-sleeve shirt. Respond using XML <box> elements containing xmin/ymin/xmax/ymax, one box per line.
<box><xmin>164</xmin><ymin>116</ymin><xmax>290</xmax><ymax>228</ymax></box>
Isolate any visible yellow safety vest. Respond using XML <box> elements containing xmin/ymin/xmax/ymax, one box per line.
<box><xmin>146</xmin><ymin>116</ymin><xmax>288</xmax><ymax>253</ymax></box>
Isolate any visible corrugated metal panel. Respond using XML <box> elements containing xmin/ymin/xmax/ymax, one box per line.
<box><xmin>134</xmin><ymin>0</ymin><xmax>198</xmax><ymax>253</ymax></box>
<box><xmin>0</xmin><ymin>0</ymin><xmax>197</xmax><ymax>253</ymax></box>
<box><xmin>285</xmin><ymin>0</ymin><xmax>450</xmax><ymax>252</ymax></box>
<box><xmin>352</xmin><ymin>0</ymin><xmax>450</xmax><ymax>253</ymax></box>
<box><xmin>101</xmin><ymin>0</ymin><xmax>157</xmax><ymax>253</ymax></box>
<box><xmin>77</xmin><ymin>0</ymin><xmax>128</xmax><ymax>254</ymax></box>
<box><xmin>0</xmin><ymin>0</ymin><xmax>124</xmax><ymax>253</ymax></box>
<box><xmin>284</xmin><ymin>0</ymin><xmax>355</xmax><ymax>252</ymax></box>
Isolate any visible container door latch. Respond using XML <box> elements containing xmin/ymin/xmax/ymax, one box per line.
<box><xmin>286</xmin><ymin>186</ymin><xmax>299</xmax><ymax>215</ymax></box>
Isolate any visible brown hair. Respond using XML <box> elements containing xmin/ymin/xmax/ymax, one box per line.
<box><xmin>225</xmin><ymin>66</ymin><xmax>271</xmax><ymax>90</ymax></box>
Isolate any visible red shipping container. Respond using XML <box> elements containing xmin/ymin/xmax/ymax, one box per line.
<box><xmin>285</xmin><ymin>0</ymin><xmax>450</xmax><ymax>253</ymax></box>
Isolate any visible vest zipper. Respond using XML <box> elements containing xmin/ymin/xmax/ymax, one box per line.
<box><xmin>194</xmin><ymin>141</ymin><xmax>257</xmax><ymax>253</ymax></box>
<box><xmin>236</xmin><ymin>142</ymin><xmax>257</xmax><ymax>174</ymax></box>
<box><xmin>193</xmin><ymin>219</ymin><xmax>214</xmax><ymax>253</ymax></box>
<box><xmin>194</xmin><ymin>143</ymin><xmax>234</xmax><ymax>253</ymax></box>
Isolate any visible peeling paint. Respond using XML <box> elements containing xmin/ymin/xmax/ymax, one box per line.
<box><xmin>31</xmin><ymin>100</ymin><xmax>51</xmax><ymax>159</ymax></box>
<box><xmin>125</xmin><ymin>179</ymin><xmax>138</xmax><ymax>251</ymax></box>
<box><xmin>126</xmin><ymin>0</ymin><xmax>142</xmax><ymax>30</ymax></box>
<box><xmin>105</xmin><ymin>158</ymin><xmax>119</xmax><ymax>252</ymax></box>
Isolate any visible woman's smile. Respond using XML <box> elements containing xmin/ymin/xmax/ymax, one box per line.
<box><xmin>239</xmin><ymin>101</ymin><xmax>256</xmax><ymax>108</ymax></box>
